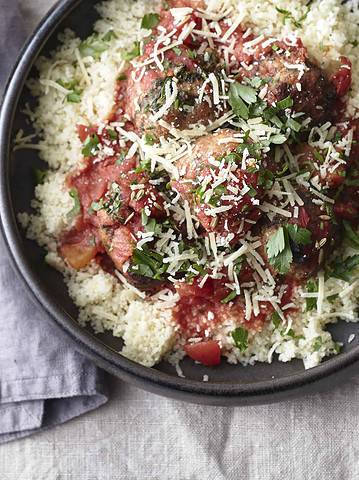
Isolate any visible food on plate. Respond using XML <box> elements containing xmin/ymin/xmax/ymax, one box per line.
<box><xmin>17</xmin><ymin>0</ymin><xmax>359</xmax><ymax>373</ymax></box>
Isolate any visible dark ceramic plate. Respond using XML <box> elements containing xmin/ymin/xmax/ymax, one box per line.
<box><xmin>1</xmin><ymin>0</ymin><xmax>359</xmax><ymax>406</ymax></box>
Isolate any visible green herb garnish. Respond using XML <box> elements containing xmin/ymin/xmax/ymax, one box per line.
<box><xmin>131</xmin><ymin>247</ymin><xmax>167</xmax><ymax>279</ymax></box>
<box><xmin>328</xmin><ymin>255</ymin><xmax>359</xmax><ymax>282</ymax></box>
<box><xmin>82</xmin><ymin>133</ymin><xmax>100</xmax><ymax>157</ymax></box>
<box><xmin>221</xmin><ymin>290</ymin><xmax>238</xmax><ymax>304</ymax></box>
<box><xmin>266</xmin><ymin>224</ymin><xmax>312</xmax><ymax>274</ymax></box>
<box><xmin>258</xmin><ymin>169</ymin><xmax>274</xmax><ymax>190</ymax></box>
<box><xmin>67</xmin><ymin>188</ymin><xmax>81</xmax><ymax>220</ymax></box>
<box><xmin>272</xmin><ymin>311</ymin><xmax>281</xmax><ymax>329</ymax></box>
<box><xmin>141</xmin><ymin>13</ymin><xmax>160</xmax><ymax>29</ymax></box>
<box><xmin>343</xmin><ymin>220</ymin><xmax>359</xmax><ymax>249</ymax></box>
<box><xmin>122</xmin><ymin>41</ymin><xmax>141</xmax><ymax>61</ymax></box>
<box><xmin>313</xmin><ymin>336</ymin><xmax>323</xmax><ymax>352</ymax></box>
<box><xmin>102</xmin><ymin>29</ymin><xmax>117</xmax><ymax>42</ymax></box>
<box><xmin>306</xmin><ymin>280</ymin><xmax>318</xmax><ymax>312</ymax></box>
<box><xmin>33</xmin><ymin>168</ymin><xmax>47</xmax><ymax>184</ymax></box>
<box><xmin>79</xmin><ymin>36</ymin><xmax>108</xmax><ymax>59</ymax></box>
<box><xmin>275</xmin><ymin>6</ymin><xmax>310</xmax><ymax>29</ymax></box>
<box><xmin>231</xmin><ymin>327</ymin><xmax>249</xmax><ymax>352</ymax></box>
<box><xmin>145</xmin><ymin>132</ymin><xmax>158</xmax><ymax>145</ymax></box>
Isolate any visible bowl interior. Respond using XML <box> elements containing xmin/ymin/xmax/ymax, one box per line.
<box><xmin>4</xmin><ymin>0</ymin><xmax>359</xmax><ymax>391</ymax></box>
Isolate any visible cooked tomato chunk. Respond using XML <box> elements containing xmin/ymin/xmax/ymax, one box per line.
<box><xmin>184</xmin><ymin>341</ymin><xmax>221</xmax><ymax>366</ymax></box>
<box><xmin>99</xmin><ymin>225</ymin><xmax>135</xmax><ymax>270</ymax></box>
<box><xmin>60</xmin><ymin>226</ymin><xmax>99</xmax><ymax>269</ymax></box>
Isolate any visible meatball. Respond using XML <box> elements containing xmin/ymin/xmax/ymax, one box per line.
<box><xmin>255</xmin><ymin>188</ymin><xmax>336</xmax><ymax>280</ymax></box>
<box><xmin>119</xmin><ymin>44</ymin><xmax>225</xmax><ymax>137</ymax></box>
<box><xmin>237</xmin><ymin>40</ymin><xmax>337</xmax><ymax>125</ymax></box>
<box><xmin>172</xmin><ymin>129</ymin><xmax>273</xmax><ymax>240</ymax></box>
<box><xmin>294</xmin><ymin>142</ymin><xmax>347</xmax><ymax>189</ymax></box>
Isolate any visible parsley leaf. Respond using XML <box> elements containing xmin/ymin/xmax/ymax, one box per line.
<box><xmin>221</xmin><ymin>290</ymin><xmax>238</xmax><ymax>304</ymax></box>
<box><xmin>328</xmin><ymin>255</ymin><xmax>359</xmax><ymax>282</ymax></box>
<box><xmin>141</xmin><ymin>13</ymin><xmax>160</xmax><ymax>29</ymax></box>
<box><xmin>286</xmin><ymin>224</ymin><xmax>312</xmax><ymax>246</ymax></box>
<box><xmin>266</xmin><ymin>224</ymin><xmax>311</xmax><ymax>274</ymax></box>
<box><xmin>67</xmin><ymin>188</ymin><xmax>81</xmax><ymax>221</ymax></box>
<box><xmin>131</xmin><ymin>247</ymin><xmax>167</xmax><ymax>279</ymax></box>
<box><xmin>313</xmin><ymin>336</ymin><xmax>323</xmax><ymax>352</ymax></box>
<box><xmin>266</xmin><ymin>226</ymin><xmax>286</xmax><ymax>259</ymax></box>
<box><xmin>343</xmin><ymin>220</ymin><xmax>359</xmax><ymax>249</ymax></box>
<box><xmin>275</xmin><ymin>6</ymin><xmax>310</xmax><ymax>29</ymax></box>
<box><xmin>145</xmin><ymin>132</ymin><xmax>158</xmax><ymax>145</ymax></box>
<box><xmin>231</xmin><ymin>327</ymin><xmax>249</xmax><ymax>352</ymax></box>
<box><xmin>258</xmin><ymin>169</ymin><xmax>274</xmax><ymax>190</ymax></box>
<box><xmin>306</xmin><ymin>280</ymin><xmax>318</xmax><ymax>312</ymax></box>
<box><xmin>272</xmin><ymin>311</ymin><xmax>281</xmax><ymax>329</ymax></box>
<box><xmin>228</xmin><ymin>83</ymin><xmax>250</xmax><ymax>119</ymax></box>
<box><xmin>66</xmin><ymin>91</ymin><xmax>82</xmax><ymax>103</ymax></box>
<box><xmin>33</xmin><ymin>168</ymin><xmax>47</xmax><ymax>184</ymax></box>
<box><xmin>82</xmin><ymin>133</ymin><xmax>100</xmax><ymax>157</ymax></box>
<box><xmin>79</xmin><ymin>35</ymin><xmax>108</xmax><ymax>59</ymax></box>
<box><xmin>102</xmin><ymin>29</ymin><xmax>117</xmax><ymax>42</ymax></box>
<box><xmin>122</xmin><ymin>41</ymin><xmax>141</xmax><ymax>61</ymax></box>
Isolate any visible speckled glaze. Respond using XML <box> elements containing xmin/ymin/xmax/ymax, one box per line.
<box><xmin>1</xmin><ymin>0</ymin><xmax>359</xmax><ymax>406</ymax></box>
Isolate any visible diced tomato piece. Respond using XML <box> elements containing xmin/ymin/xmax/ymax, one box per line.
<box><xmin>331</xmin><ymin>56</ymin><xmax>352</xmax><ymax>97</ymax></box>
<box><xmin>60</xmin><ymin>243</ymin><xmax>97</xmax><ymax>269</ymax></box>
<box><xmin>77</xmin><ymin>124</ymin><xmax>91</xmax><ymax>143</ymax></box>
<box><xmin>184</xmin><ymin>340</ymin><xmax>221</xmax><ymax>366</ymax></box>
<box><xmin>100</xmin><ymin>226</ymin><xmax>135</xmax><ymax>270</ymax></box>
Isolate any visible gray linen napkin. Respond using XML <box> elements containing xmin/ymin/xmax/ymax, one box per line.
<box><xmin>0</xmin><ymin>0</ymin><xmax>109</xmax><ymax>444</ymax></box>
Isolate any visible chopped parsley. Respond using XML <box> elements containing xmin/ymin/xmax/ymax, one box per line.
<box><xmin>67</xmin><ymin>188</ymin><xmax>81</xmax><ymax>221</ymax></box>
<box><xmin>33</xmin><ymin>168</ymin><xmax>47</xmax><ymax>185</ymax></box>
<box><xmin>145</xmin><ymin>132</ymin><xmax>158</xmax><ymax>145</ymax></box>
<box><xmin>56</xmin><ymin>79</ymin><xmax>83</xmax><ymax>103</ymax></box>
<box><xmin>122</xmin><ymin>41</ymin><xmax>141</xmax><ymax>61</ymax></box>
<box><xmin>116</xmin><ymin>150</ymin><xmax>128</xmax><ymax>165</ymax></box>
<box><xmin>275</xmin><ymin>6</ymin><xmax>310</xmax><ymax>29</ymax></box>
<box><xmin>79</xmin><ymin>35</ymin><xmax>108</xmax><ymax>59</ymax></box>
<box><xmin>306</xmin><ymin>280</ymin><xmax>318</xmax><ymax>311</ymax></box>
<box><xmin>343</xmin><ymin>220</ymin><xmax>359</xmax><ymax>249</ymax></box>
<box><xmin>104</xmin><ymin>183</ymin><xmax>122</xmax><ymax>217</ymax></box>
<box><xmin>258</xmin><ymin>169</ymin><xmax>274</xmax><ymax>190</ymax></box>
<box><xmin>172</xmin><ymin>46</ymin><xmax>182</xmax><ymax>56</ymax></box>
<box><xmin>266</xmin><ymin>224</ymin><xmax>312</xmax><ymax>274</ymax></box>
<box><xmin>141</xmin><ymin>13</ymin><xmax>160</xmax><ymax>30</ymax></box>
<box><xmin>102</xmin><ymin>29</ymin><xmax>117</xmax><ymax>42</ymax></box>
<box><xmin>221</xmin><ymin>290</ymin><xmax>238</xmax><ymax>304</ymax></box>
<box><xmin>313</xmin><ymin>336</ymin><xmax>323</xmax><ymax>352</ymax></box>
<box><xmin>91</xmin><ymin>183</ymin><xmax>122</xmax><ymax>219</ymax></box>
<box><xmin>130</xmin><ymin>247</ymin><xmax>167</xmax><ymax>279</ymax></box>
<box><xmin>107</xmin><ymin>128</ymin><xmax>118</xmax><ymax>140</ymax></box>
<box><xmin>271</xmin><ymin>311</ymin><xmax>281</xmax><ymax>329</ymax></box>
<box><xmin>228</xmin><ymin>82</ymin><xmax>257</xmax><ymax>119</ymax></box>
<box><xmin>231</xmin><ymin>327</ymin><xmax>249</xmax><ymax>352</ymax></box>
<box><xmin>82</xmin><ymin>133</ymin><xmax>100</xmax><ymax>157</ymax></box>
<box><xmin>328</xmin><ymin>255</ymin><xmax>359</xmax><ymax>282</ymax></box>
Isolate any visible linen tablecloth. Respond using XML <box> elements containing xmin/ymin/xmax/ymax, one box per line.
<box><xmin>0</xmin><ymin>0</ymin><xmax>109</xmax><ymax>444</ymax></box>
<box><xmin>1</xmin><ymin>1</ymin><xmax>359</xmax><ymax>479</ymax></box>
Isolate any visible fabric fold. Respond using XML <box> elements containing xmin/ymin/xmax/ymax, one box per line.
<box><xmin>0</xmin><ymin>0</ymin><xmax>109</xmax><ymax>444</ymax></box>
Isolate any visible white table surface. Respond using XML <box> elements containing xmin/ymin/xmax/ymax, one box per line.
<box><xmin>2</xmin><ymin>1</ymin><xmax>359</xmax><ymax>479</ymax></box>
